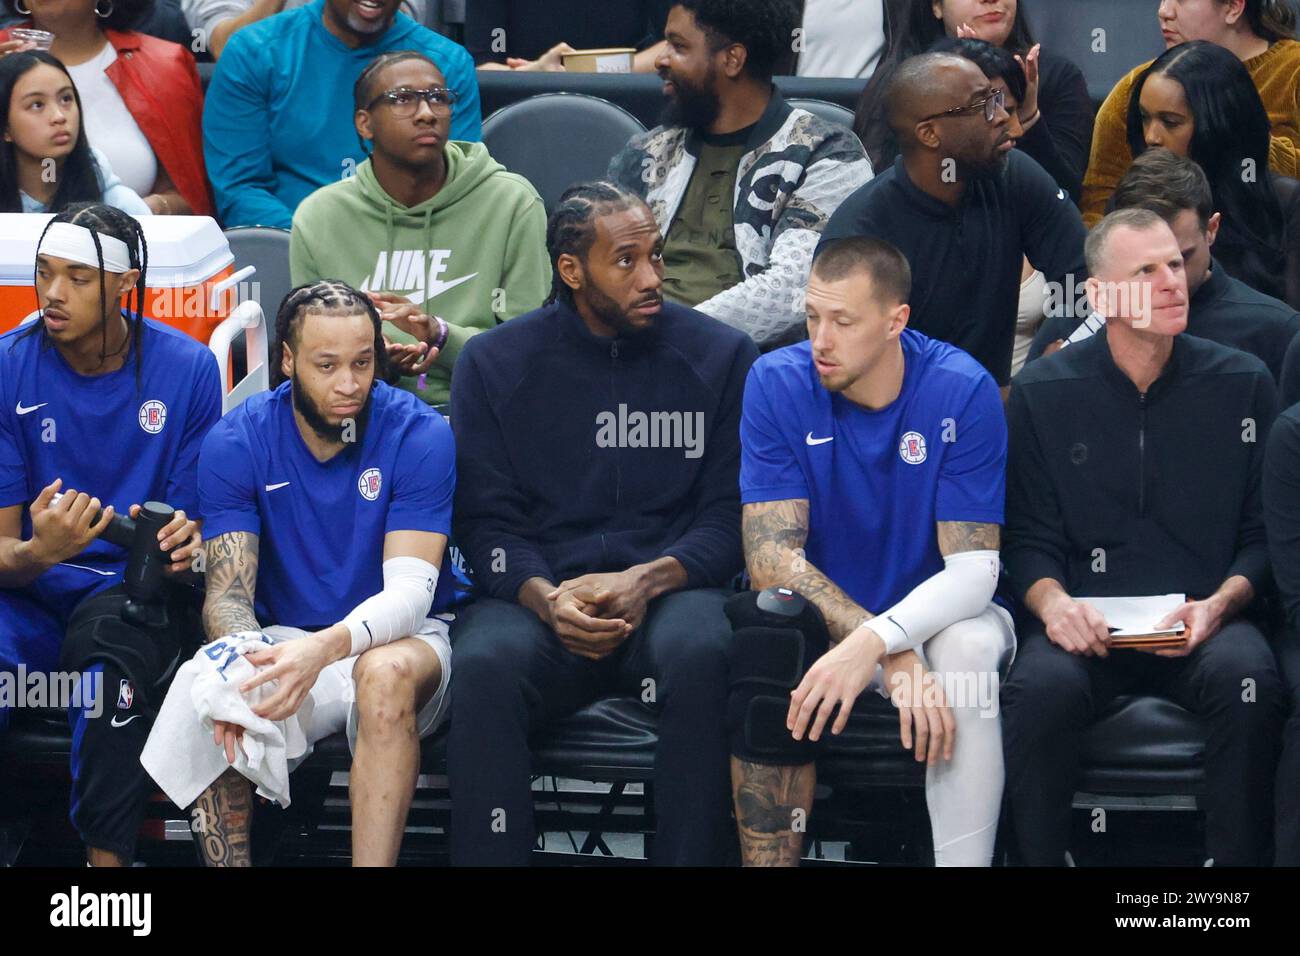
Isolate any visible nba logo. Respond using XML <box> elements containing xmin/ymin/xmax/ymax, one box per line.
<box><xmin>118</xmin><ymin>679</ymin><xmax>134</xmax><ymax>710</ymax></box>
<box><xmin>138</xmin><ymin>399</ymin><xmax>167</xmax><ymax>434</ymax></box>
<box><xmin>358</xmin><ymin>467</ymin><xmax>383</xmax><ymax>501</ymax></box>
<box><xmin>898</xmin><ymin>430</ymin><xmax>927</xmax><ymax>465</ymax></box>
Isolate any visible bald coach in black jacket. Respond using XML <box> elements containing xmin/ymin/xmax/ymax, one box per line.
<box><xmin>1001</xmin><ymin>208</ymin><xmax>1285</xmax><ymax>867</ymax></box>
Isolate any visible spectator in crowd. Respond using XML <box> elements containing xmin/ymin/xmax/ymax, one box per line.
<box><xmin>182</xmin><ymin>0</ymin><xmax>425</xmax><ymax>60</ymax></box>
<box><xmin>183</xmin><ymin>280</ymin><xmax>463</xmax><ymax>867</ymax></box>
<box><xmin>1002</xmin><ymin>207</ymin><xmax>1285</xmax><ymax>867</ymax></box>
<box><xmin>822</xmin><ymin>52</ymin><xmax>1086</xmax><ymax>388</ymax></box>
<box><xmin>1083</xmin><ymin>0</ymin><xmax>1300</xmax><ymax>226</ymax></box>
<box><xmin>1030</xmin><ymin>149</ymin><xmax>1300</xmax><ymax>381</ymax></box>
<box><xmin>732</xmin><ymin>237</ymin><xmax>1013</xmax><ymax>866</ymax></box>
<box><xmin>1264</xmin><ymin>375</ymin><xmax>1300</xmax><ymax>865</ymax></box>
<box><xmin>929</xmin><ymin>38</ymin><xmax>1051</xmax><ymax>376</ymax></box>
<box><xmin>0</xmin><ymin>204</ymin><xmax>220</xmax><ymax>865</ymax></box>
<box><xmin>0</xmin><ymin>52</ymin><xmax>149</xmax><ymax>214</ymax></box>
<box><xmin>204</xmin><ymin>0</ymin><xmax>481</xmax><ymax>229</ymax></box>
<box><xmin>291</xmin><ymin>51</ymin><xmax>548</xmax><ymax>407</ymax></box>
<box><xmin>855</xmin><ymin>0</ymin><xmax>1092</xmax><ymax>202</ymax></box>
<box><xmin>789</xmin><ymin>0</ymin><xmax>887</xmax><ymax>79</ymax></box>
<box><xmin>447</xmin><ymin>182</ymin><xmax>758</xmax><ymax>866</ymax></box>
<box><xmin>0</xmin><ymin>0</ymin><xmax>209</xmax><ymax>214</ymax></box>
<box><xmin>468</xmin><ymin>0</ymin><xmax>671</xmax><ymax>72</ymax></box>
<box><xmin>607</xmin><ymin>0</ymin><xmax>872</xmax><ymax>348</ymax></box>
<box><xmin>1119</xmin><ymin>41</ymin><xmax>1300</xmax><ymax>309</ymax></box>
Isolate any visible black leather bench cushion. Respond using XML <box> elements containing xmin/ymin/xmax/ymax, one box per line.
<box><xmin>1</xmin><ymin>692</ymin><xmax>1208</xmax><ymax>793</ymax></box>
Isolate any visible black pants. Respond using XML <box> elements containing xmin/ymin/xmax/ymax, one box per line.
<box><xmin>1272</xmin><ymin>633</ymin><xmax>1300</xmax><ymax>864</ymax></box>
<box><xmin>64</xmin><ymin>586</ymin><xmax>197</xmax><ymax>861</ymax></box>
<box><xmin>447</xmin><ymin>589</ymin><xmax>735</xmax><ymax>866</ymax></box>
<box><xmin>1002</xmin><ymin>620</ymin><xmax>1284</xmax><ymax>866</ymax></box>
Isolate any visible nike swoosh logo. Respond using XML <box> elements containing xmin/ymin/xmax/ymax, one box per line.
<box><xmin>403</xmin><ymin>272</ymin><xmax>478</xmax><ymax>306</ymax></box>
<box><xmin>805</xmin><ymin>433</ymin><xmax>834</xmax><ymax>446</ymax></box>
<box><xmin>110</xmin><ymin>714</ymin><xmax>141</xmax><ymax>728</ymax></box>
<box><xmin>265</xmin><ymin>482</ymin><xmax>291</xmax><ymax>492</ymax></box>
<box><xmin>15</xmin><ymin>401</ymin><xmax>47</xmax><ymax>415</ymax></box>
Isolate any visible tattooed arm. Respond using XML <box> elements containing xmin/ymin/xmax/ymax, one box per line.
<box><xmin>194</xmin><ymin>530</ymin><xmax>260</xmax><ymax>867</ymax></box>
<box><xmin>202</xmin><ymin>531</ymin><xmax>260</xmax><ymax>641</ymax></box>
<box><xmin>743</xmin><ymin>499</ymin><xmax>874</xmax><ymax>644</ymax></box>
<box><xmin>937</xmin><ymin>520</ymin><xmax>1000</xmax><ymax>556</ymax></box>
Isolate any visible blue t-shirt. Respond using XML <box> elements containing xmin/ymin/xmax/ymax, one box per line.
<box><xmin>199</xmin><ymin>380</ymin><xmax>462</xmax><ymax>629</ymax></box>
<box><xmin>204</xmin><ymin>0</ymin><xmax>482</xmax><ymax>229</ymax></box>
<box><xmin>740</xmin><ymin>329</ymin><xmax>1007</xmax><ymax>614</ymax></box>
<box><xmin>0</xmin><ymin>316</ymin><xmax>222</xmax><ymax>602</ymax></box>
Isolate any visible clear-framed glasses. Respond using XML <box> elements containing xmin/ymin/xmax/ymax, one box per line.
<box><xmin>366</xmin><ymin>87</ymin><xmax>458</xmax><ymax>117</ymax></box>
<box><xmin>920</xmin><ymin>87</ymin><xmax>1006</xmax><ymax>124</ymax></box>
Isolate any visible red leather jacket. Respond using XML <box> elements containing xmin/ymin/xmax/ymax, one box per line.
<box><xmin>0</xmin><ymin>26</ymin><xmax>212</xmax><ymax>216</ymax></box>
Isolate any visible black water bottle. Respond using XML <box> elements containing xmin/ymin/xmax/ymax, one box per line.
<box><xmin>124</xmin><ymin>502</ymin><xmax>171</xmax><ymax>597</ymax></box>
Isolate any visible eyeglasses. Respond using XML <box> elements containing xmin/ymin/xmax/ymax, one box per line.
<box><xmin>365</xmin><ymin>87</ymin><xmax>458</xmax><ymax>117</ymax></box>
<box><xmin>920</xmin><ymin>87</ymin><xmax>1006</xmax><ymax>124</ymax></box>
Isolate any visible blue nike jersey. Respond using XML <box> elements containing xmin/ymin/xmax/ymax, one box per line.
<box><xmin>199</xmin><ymin>380</ymin><xmax>464</xmax><ymax>629</ymax></box>
<box><xmin>0</xmin><ymin>316</ymin><xmax>222</xmax><ymax>605</ymax></box>
<box><xmin>740</xmin><ymin>330</ymin><xmax>1007</xmax><ymax>615</ymax></box>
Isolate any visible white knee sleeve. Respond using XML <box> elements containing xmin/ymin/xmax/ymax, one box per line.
<box><xmin>921</xmin><ymin>606</ymin><xmax>1015</xmax><ymax>867</ymax></box>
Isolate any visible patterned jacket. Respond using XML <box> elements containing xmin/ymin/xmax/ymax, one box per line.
<box><xmin>608</xmin><ymin>90</ymin><xmax>873</xmax><ymax>346</ymax></box>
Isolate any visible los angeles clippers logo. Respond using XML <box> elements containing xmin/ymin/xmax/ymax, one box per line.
<box><xmin>899</xmin><ymin>431</ymin><xmax>927</xmax><ymax>465</ymax></box>
<box><xmin>358</xmin><ymin>468</ymin><xmax>382</xmax><ymax>501</ymax></box>
<box><xmin>138</xmin><ymin>400</ymin><xmax>167</xmax><ymax>434</ymax></box>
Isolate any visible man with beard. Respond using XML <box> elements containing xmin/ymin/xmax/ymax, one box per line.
<box><xmin>820</xmin><ymin>51</ymin><xmax>1087</xmax><ymax>388</ymax></box>
<box><xmin>447</xmin><ymin>181</ymin><xmax>759</xmax><ymax>865</ymax></box>
<box><xmin>607</xmin><ymin>0</ymin><xmax>872</xmax><ymax>349</ymax></box>
<box><xmin>204</xmin><ymin>0</ymin><xmax>481</xmax><ymax>228</ymax></box>
<box><xmin>174</xmin><ymin>280</ymin><xmax>465</xmax><ymax>866</ymax></box>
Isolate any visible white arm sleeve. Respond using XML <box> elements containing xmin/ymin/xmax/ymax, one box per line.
<box><xmin>340</xmin><ymin>556</ymin><xmax>438</xmax><ymax>657</ymax></box>
<box><xmin>863</xmin><ymin>550</ymin><xmax>1001</xmax><ymax>655</ymax></box>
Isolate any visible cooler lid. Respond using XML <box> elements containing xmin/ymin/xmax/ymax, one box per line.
<box><xmin>0</xmin><ymin>213</ymin><xmax>234</xmax><ymax>286</ymax></box>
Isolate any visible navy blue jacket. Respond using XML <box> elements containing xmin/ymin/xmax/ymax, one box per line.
<box><xmin>450</xmin><ymin>299</ymin><xmax>759</xmax><ymax>601</ymax></box>
<box><xmin>1006</xmin><ymin>327</ymin><xmax>1276</xmax><ymax>605</ymax></box>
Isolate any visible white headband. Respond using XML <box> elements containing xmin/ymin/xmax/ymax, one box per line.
<box><xmin>38</xmin><ymin>222</ymin><xmax>133</xmax><ymax>273</ymax></box>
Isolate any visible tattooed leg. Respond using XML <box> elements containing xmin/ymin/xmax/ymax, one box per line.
<box><xmin>192</xmin><ymin>768</ymin><xmax>253</xmax><ymax>867</ymax></box>
<box><xmin>731</xmin><ymin>757</ymin><xmax>816</xmax><ymax>867</ymax></box>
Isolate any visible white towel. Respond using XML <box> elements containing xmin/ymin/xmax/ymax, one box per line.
<box><xmin>141</xmin><ymin>633</ymin><xmax>313</xmax><ymax>809</ymax></box>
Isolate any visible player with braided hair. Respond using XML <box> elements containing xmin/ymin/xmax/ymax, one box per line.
<box><xmin>168</xmin><ymin>279</ymin><xmax>466</xmax><ymax>867</ymax></box>
<box><xmin>0</xmin><ymin>201</ymin><xmax>221</xmax><ymax>866</ymax></box>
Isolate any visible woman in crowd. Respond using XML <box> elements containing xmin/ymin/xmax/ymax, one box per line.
<box><xmin>0</xmin><ymin>0</ymin><xmax>208</xmax><ymax>214</ymax></box>
<box><xmin>1126</xmin><ymin>40</ymin><xmax>1300</xmax><ymax>309</ymax></box>
<box><xmin>1083</xmin><ymin>0</ymin><xmax>1300</xmax><ymax>225</ymax></box>
<box><xmin>853</xmin><ymin>0</ymin><xmax>1093</xmax><ymax>201</ymax></box>
<box><xmin>0</xmin><ymin>50</ymin><xmax>149</xmax><ymax>214</ymax></box>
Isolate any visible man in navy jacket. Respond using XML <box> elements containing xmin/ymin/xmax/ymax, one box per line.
<box><xmin>447</xmin><ymin>181</ymin><xmax>759</xmax><ymax>866</ymax></box>
<box><xmin>1002</xmin><ymin>208</ymin><xmax>1285</xmax><ymax>866</ymax></box>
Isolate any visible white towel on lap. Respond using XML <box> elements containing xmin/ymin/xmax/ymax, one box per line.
<box><xmin>141</xmin><ymin>633</ymin><xmax>312</xmax><ymax>809</ymax></box>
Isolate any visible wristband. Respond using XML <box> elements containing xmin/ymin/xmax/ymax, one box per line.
<box><xmin>431</xmin><ymin>316</ymin><xmax>449</xmax><ymax>353</ymax></box>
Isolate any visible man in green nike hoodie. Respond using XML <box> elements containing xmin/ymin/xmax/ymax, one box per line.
<box><xmin>290</xmin><ymin>50</ymin><xmax>550</xmax><ymax>407</ymax></box>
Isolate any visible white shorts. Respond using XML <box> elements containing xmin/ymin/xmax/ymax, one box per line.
<box><xmin>264</xmin><ymin>614</ymin><xmax>453</xmax><ymax>761</ymax></box>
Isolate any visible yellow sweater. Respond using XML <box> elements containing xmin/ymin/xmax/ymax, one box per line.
<box><xmin>1081</xmin><ymin>38</ymin><xmax>1300</xmax><ymax>226</ymax></box>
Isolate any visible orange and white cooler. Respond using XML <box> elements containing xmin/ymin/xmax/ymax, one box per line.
<box><xmin>0</xmin><ymin>213</ymin><xmax>238</xmax><ymax>341</ymax></box>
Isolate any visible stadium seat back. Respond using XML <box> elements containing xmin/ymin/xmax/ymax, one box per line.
<box><xmin>481</xmin><ymin>93</ymin><xmax>647</xmax><ymax>213</ymax></box>
<box><xmin>785</xmin><ymin>97</ymin><xmax>856</xmax><ymax>129</ymax></box>
<box><xmin>1022</xmin><ymin>0</ymin><xmax>1165</xmax><ymax>104</ymax></box>
<box><xmin>223</xmin><ymin>226</ymin><xmax>292</xmax><ymax>332</ymax></box>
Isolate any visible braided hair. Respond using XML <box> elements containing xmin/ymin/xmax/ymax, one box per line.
<box><xmin>544</xmin><ymin>181</ymin><xmax>643</xmax><ymax>306</ymax></box>
<box><xmin>13</xmin><ymin>201</ymin><xmax>149</xmax><ymax>388</ymax></box>
<box><xmin>272</xmin><ymin>279</ymin><xmax>389</xmax><ymax>387</ymax></box>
